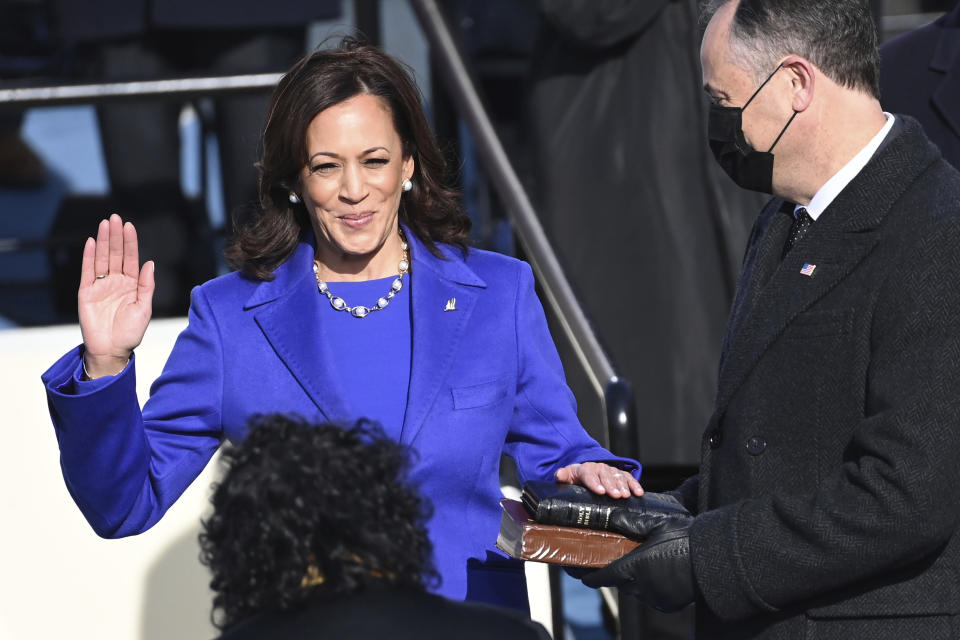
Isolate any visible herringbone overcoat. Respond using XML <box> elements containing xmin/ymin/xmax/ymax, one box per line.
<box><xmin>676</xmin><ymin>116</ymin><xmax>960</xmax><ymax>639</ymax></box>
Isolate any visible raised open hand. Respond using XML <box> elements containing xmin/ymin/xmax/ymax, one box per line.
<box><xmin>78</xmin><ymin>214</ymin><xmax>155</xmax><ymax>378</ymax></box>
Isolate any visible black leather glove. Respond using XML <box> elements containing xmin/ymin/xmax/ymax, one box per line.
<box><xmin>581</xmin><ymin>513</ymin><xmax>695</xmax><ymax>613</ymax></box>
<box><xmin>606</xmin><ymin>491</ymin><xmax>689</xmax><ymax>539</ymax></box>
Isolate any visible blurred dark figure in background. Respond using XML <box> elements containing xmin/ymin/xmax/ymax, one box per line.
<box><xmin>200</xmin><ymin>414</ymin><xmax>551</xmax><ymax>640</ymax></box>
<box><xmin>47</xmin><ymin>0</ymin><xmax>341</xmax><ymax>314</ymax></box>
<box><xmin>0</xmin><ymin>0</ymin><xmax>58</xmax><ymax>189</ymax></box>
<box><xmin>922</xmin><ymin>0</ymin><xmax>957</xmax><ymax>10</ymax></box>
<box><xmin>528</xmin><ymin>1</ymin><xmax>765</xmax><ymax>470</ymax></box>
<box><xmin>528</xmin><ymin>4</ymin><xmax>768</xmax><ymax>635</ymax></box>
<box><xmin>880</xmin><ymin>0</ymin><xmax>960</xmax><ymax>169</ymax></box>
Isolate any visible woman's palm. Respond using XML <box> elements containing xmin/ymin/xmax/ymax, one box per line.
<box><xmin>78</xmin><ymin>215</ymin><xmax>155</xmax><ymax>371</ymax></box>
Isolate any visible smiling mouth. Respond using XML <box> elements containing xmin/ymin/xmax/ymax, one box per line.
<box><xmin>339</xmin><ymin>211</ymin><xmax>375</xmax><ymax>227</ymax></box>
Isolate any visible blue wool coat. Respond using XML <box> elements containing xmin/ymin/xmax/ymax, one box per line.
<box><xmin>42</xmin><ymin>229</ymin><xmax>639</xmax><ymax>607</ymax></box>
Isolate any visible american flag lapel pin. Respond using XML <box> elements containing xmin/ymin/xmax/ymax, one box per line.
<box><xmin>800</xmin><ymin>263</ymin><xmax>817</xmax><ymax>277</ymax></box>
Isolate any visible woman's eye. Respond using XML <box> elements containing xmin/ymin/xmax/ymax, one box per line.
<box><xmin>311</xmin><ymin>163</ymin><xmax>338</xmax><ymax>173</ymax></box>
<box><xmin>365</xmin><ymin>158</ymin><xmax>389</xmax><ymax>167</ymax></box>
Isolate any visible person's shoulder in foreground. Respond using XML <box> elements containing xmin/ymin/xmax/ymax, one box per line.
<box><xmin>200</xmin><ymin>414</ymin><xmax>551</xmax><ymax>639</ymax></box>
<box><xmin>218</xmin><ymin>587</ymin><xmax>552</xmax><ymax>640</ymax></box>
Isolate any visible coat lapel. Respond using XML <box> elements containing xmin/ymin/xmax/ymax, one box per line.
<box><xmin>715</xmin><ymin>117</ymin><xmax>936</xmax><ymax>415</ymax></box>
<box><xmin>717</xmin><ymin>202</ymin><xmax>792</xmax><ymax>375</ymax></box>
<box><xmin>247</xmin><ymin>240</ymin><xmax>351</xmax><ymax>422</ymax></box>
<box><xmin>715</xmin><ymin>226</ymin><xmax>879</xmax><ymax>413</ymax></box>
<box><xmin>400</xmin><ymin>231</ymin><xmax>485</xmax><ymax>445</ymax></box>
<box><xmin>931</xmin><ymin>8</ymin><xmax>960</xmax><ymax>143</ymax></box>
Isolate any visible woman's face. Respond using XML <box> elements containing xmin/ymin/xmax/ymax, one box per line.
<box><xmin>298</xmin><ymin>93</ymin><xmax>414</xmax><ymax>273</ymax></box>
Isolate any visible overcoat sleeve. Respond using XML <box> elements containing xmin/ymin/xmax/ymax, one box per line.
<box><xmin>690</xmin><ymin>219</ymin><xmax>960</xmax><ymax>621</ymax></box>
<box><xmin>42</xmin><ymin>286</ymin><xmax>224</xmax><ymax>537</ymax></box>
<box><xmin>501</xmin><ymin>262</ymin><xmax>640</xmax><ymax>481</ymax></box>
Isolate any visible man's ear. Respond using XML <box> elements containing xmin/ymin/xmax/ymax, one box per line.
<box><xmin>782</xmin><ymin>55</ymin><xmax>816</xmax><ymax>112</ymax></box>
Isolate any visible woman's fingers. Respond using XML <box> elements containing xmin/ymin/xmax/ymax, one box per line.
<box><xmin>94</xmin><ymin>218</ymin><xmax>110</xmax><ymax>278</ymax></box>
<box><xmin>80</xmin><ymin>236</ymin><xmax>96</xmax><ymax>287</ymax></box>
<box><xmin>138</xmin><ymin>260</ymin><xmax>155</xmax><ymax>310</ymax></box>
<box><xmin>555</xmin><ymin>463</ymin><xmax>579</xmax><ymax>485</ymax></box>
<box><xmin>555</xmin><ymin>462</ymin><xmax>642</xmax><ymax>498</ymax></box>
<box><xmin>122</xmin><ymin>220</ymin><xmax>140</xmax><ymax>279</ymax></box>
<box><xmin>108</xmin><ymin>213</ymin><xmax>124</xmax><ymax>275</ymax></box>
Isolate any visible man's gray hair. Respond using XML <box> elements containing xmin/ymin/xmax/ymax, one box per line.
<box><xmin>700</xmin><ymin>0</ymin><xmax>880</xmax><ymax>98</ymax></box>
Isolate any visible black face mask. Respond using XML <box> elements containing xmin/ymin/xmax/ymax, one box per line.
<box><xmin>708</xmin><ymin>64</ymin><xmax>798</xmax><ymax>194</ymax></box>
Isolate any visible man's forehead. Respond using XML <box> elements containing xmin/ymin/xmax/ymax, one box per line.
<box><xmin>700</xmin><ymin>2</ymin><xmax>745</xmax><ymax>92</ymax></box>
<box><xmin>701</xmin><ymin>1</ymin><xmax>736</xmax><ymax>67</ymax></box>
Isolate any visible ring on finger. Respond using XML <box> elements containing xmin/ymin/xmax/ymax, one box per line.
<box><xmin>96</xmin><ymin>274</ymin><xmax>108</xmax><ymax>279</ymax></box>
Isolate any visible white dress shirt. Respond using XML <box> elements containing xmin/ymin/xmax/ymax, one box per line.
<box><xmin>795</xmin><ymin>112</ymin><xmax>896</xmax><ymax>221</ymax></box>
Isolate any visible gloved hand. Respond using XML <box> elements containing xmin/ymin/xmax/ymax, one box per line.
<box><xmin>606</xmin><ymin>491</ymin><xmax>689</xmax><ymax>539</ymax></box>
<box><xmin>582</xmin><ymin>513</ymin><xmax>695</xmax><ymax>612</ymax></box>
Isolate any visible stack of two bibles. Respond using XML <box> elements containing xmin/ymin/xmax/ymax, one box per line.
<box><xmin>496</xmin><ymin>481</ymin><xmax>686</xmax><ymax>568</ymax></box>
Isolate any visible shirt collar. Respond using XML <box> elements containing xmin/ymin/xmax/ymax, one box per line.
<box><xmin>794</xmin><ymin>112</ymin><xmax>895</xmax><ymax>221</ymax></box>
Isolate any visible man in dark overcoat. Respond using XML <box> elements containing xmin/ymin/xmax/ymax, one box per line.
<box><xmin>879</xmin><ymin>0</ymin><xmax>960</xmax><ymax>170</ymax></box>
<box><xmin>581</xmin><ymin>1</ymin><xmax>960</xmax><ymax>638</ymax></box>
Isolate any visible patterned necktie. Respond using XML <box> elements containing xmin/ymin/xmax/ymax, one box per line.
<box><xmin>782</xmin><ymin>206</ymin><xmax>813</xmax><ymax>259</ymax></box>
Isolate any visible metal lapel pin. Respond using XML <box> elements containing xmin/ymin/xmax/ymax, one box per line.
<box><xmin>444</xmin><ymin>298</ymin><xmax>457</xmax><ymax>311</ymax></box>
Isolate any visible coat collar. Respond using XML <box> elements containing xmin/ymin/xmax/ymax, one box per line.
<box><xmin>243</xmin><ymin>225</ymin><xmax>486</xmax><ymax>439</ymax></box>
<box><xmin>931</xmin><ymin>4</ymin><xmax>960</xmax><ymax>141</ymax></box>
<box><xmin>399</xmin><ymin>228</ymin><xmax>485</xmax><ymax>444</ymax></box>
<box><xmin>714</xmin><ymin>117</ymin><xmax>939</xmax><ymax>415</ymax></box>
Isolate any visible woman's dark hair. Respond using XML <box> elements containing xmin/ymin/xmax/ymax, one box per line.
<box><xmin>226</xmin><ymin>36</ymin><xmax>470</xmax><ymax>280</ymax></box>
<box><xmin>198</xmin><ymin>414</ymin><xmax>437</xmax><ymax>631</ymax></box>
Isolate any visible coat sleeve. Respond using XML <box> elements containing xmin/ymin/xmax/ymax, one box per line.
<box><xmin>502</xmin><ymin>261</ymin><xmax>640</xmax><ymax>482</ymax></box>
<box><xmin>690</xmin><ymin>218</ymin><xmax>960</xmax><ymax>621</ymax></box>
<box><xmin>41</xmin><ymin>286</ymin><xmax>224</xmax><ymax>537</ymax></box>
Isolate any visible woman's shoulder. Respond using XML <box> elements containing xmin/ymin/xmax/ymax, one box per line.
<box><xmin>191</xmin><ymin>269</ymin><xmax>261</xmax><ymax>307</ymax></box>
<box><xmin>438</xmin><ymin>242</ymin><xmax>531</xmax><ymax>281</ymax></box>
<box><xmin>194</xmin><ymin>240</ymin><xmax>313</xmax><ymax>305</ymax></box>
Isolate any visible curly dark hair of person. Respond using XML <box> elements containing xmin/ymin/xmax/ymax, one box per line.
<box><xmin>198</xmin><ymin>414</ymin><xmax>438</xmax><ymax>631</ymax></box>
<box><xmin>225</xmin><ymin>36</ymin><xmax>471</xmax><ymax>280</ymax></box>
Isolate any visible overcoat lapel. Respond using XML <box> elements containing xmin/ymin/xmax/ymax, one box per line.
<box><xmin>714</xmin><ymin>117</ymin><xmax>937</xmax><ymax>415</ymax></box>
<box><xmin>931</xmin><ymin>7</ymin><xmax>960</xmax><ymax>142</ymax></box>
<box><xmin>400</xmin><ymin>230</ymin><xmax>485</xmax><ymax>444</ymax></box>
<box><xmin>717</xmin><ymin>203</ymin><xmax>791</xmax><ymax>376</ymax></box>
<box><xmin>247</xmin><ymin>240</ymin><xmax>351</xmax><ymax>422</ymax></box>
<box><xmin>715</xmin><ymin>224</ymin><xmax>880</xmax><ymax>414</ymax></box>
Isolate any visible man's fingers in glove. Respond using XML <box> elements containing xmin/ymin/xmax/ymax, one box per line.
<box><xmin>580</xmin><ymin>547</ymin><xmax>641</xmax><ymax>588</ymax></box>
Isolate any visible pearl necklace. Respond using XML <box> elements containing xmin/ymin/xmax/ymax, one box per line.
<box><xmin>313</xmin><ymin>231</ymin><xmax>410</xmax><ymax>318</ymax></box>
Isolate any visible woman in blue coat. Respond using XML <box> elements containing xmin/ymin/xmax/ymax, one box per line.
<box><xmin>41</xmin><ymin>39</ymin><xmax>642</xmax><ymax>611</ymax></box>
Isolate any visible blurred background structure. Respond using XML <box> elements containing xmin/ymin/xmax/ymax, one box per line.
<box><xmin>1</xmin><ymin>0</ymin><xmax>956</xmax><ymax>638</ymax></box>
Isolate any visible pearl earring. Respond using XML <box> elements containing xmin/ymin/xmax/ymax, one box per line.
<box><xmin>288</xmin><ymin>192</ymin><xmax>300</xmax><ymax>204</ymax></box>
<box><xmin>402</xmin><ymin>178</ymin><xmax>413</xmax><ymax>192</ymax></box>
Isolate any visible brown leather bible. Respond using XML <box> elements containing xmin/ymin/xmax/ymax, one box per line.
<box><xmin>496</xmin><ymin>498</ymin><xmax>640</xmax><ymax>568</ymax></box>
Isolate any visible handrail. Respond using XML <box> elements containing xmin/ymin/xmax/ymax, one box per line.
<box><xmin>408</xmin><ymin>0</ymin><xmax>619</xmax><ymax>404</ymax></box>
<box><xmin>0</xmin><ymin>73</ymin><xmax>282</xmax><ymax>109</ymax></box>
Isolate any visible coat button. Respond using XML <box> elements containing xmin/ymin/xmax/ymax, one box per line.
<box><xmin>745</xmin><ymin>436</ymin><xmax>766</xmax><ymax>456</ymax></box>
<box><xmin>708</xmin><ymin>430</ymin><xmax>722</xmax><ymax>449</ymax></box>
